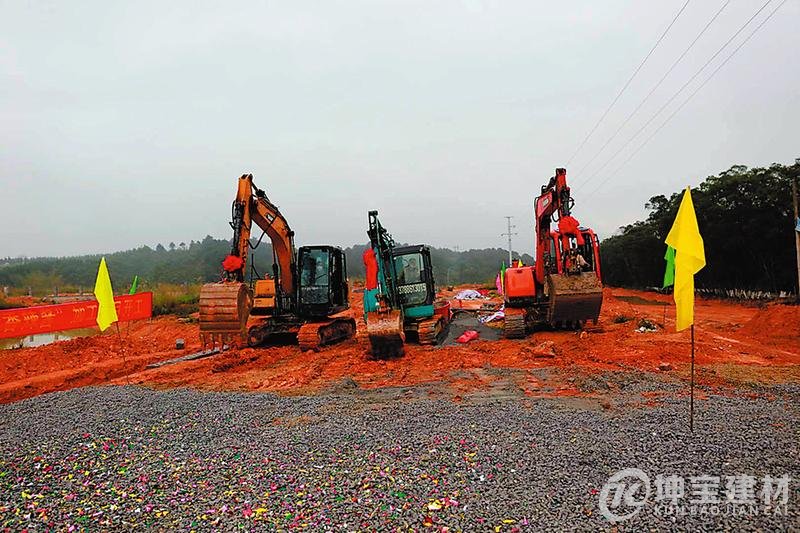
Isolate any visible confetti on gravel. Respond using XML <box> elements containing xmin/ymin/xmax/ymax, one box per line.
<box><xmin>0</xmin><ymin>383</ymin><xmax>798</xmax><ymax>530</ymax></box>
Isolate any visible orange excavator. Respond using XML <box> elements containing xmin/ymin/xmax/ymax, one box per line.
<box><xmin>199</xmin><ymin>174</ymin><xmax>356</xmax><ymax>351</ymax></box>
<box><xmin>503</xmin><ymin>168</ymin><xmax>603</xmax><ymax>338</ymax></box>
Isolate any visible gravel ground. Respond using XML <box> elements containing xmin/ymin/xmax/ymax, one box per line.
<box><xmin>0</xmin><ymin>382</ymin><xmax>798</xmax><ymax>531</ymax></box>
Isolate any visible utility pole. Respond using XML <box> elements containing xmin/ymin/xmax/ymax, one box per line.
<box><xmin>501</xmin><ymin>216</ymin><xmax>517</xmax><ymax>266</ymax></box>
<box><xmin>793</xmin><ymin>178</ymin><xmax>800</xmax><ymax>298</ymax></box>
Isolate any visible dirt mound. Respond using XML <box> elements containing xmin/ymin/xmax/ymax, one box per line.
<box><xmin>739</xmin><ymin>303</ymin><xmax>800</xmax><ymax>347</ymax></box>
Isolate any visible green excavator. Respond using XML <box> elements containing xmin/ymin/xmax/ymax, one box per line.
<box><xmin>361</xmin><ymin>210</ymin><xmax>451</xmax><ymax>357</ymax></box>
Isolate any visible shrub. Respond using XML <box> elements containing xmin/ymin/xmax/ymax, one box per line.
<box><xmin>151</xmin><ymin>283</ymin><xmax>200</xmax><ymax>317</ymax></box>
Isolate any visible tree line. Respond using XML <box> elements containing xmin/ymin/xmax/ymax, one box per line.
<box><xmin>0</xmin><ymin>236</ymin><xmax>531</xmax><ymax>295</ymax></box>
<box><xmin>600</xmin><ymin>160</ymin><xmax>799</xmax><ymax>294</ymax></box>
<box><xmin>0</xmin><ymin>236</ymin><xmax>271</xmax><ymax>295</ymax></box>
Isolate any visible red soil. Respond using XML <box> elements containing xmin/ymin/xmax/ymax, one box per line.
<box><xmin>1</xmin><ymin>287</ymin><xmax>798</xmax><ymax>404</ymax></box>
<box><xmin>0</xmin><ymin>319</ymin><xmax>201</xmax><ymax>403</ymax></box>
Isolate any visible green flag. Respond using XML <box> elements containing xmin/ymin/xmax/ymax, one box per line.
<box><xmin>129</xmin><ymin>275</ymin><xmax>139</xmax><ymax>295</ymax></box>
<box><xmin>663</xmin><ymin>246</ymin><xmax>675</xmax><ymax>288</ymax></box>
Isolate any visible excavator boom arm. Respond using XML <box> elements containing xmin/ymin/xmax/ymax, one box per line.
<box><xmin>534</xmin><ymin>168</ymin><xmax>575</xmax><ymax>283</ymax></box>
<box><xmin>366</xmin><ymin>210</ymin><xmax>400</xmax><ymax>309</ymax></box>
<box><xmin>228</xmin><ymin>174</ymin><xmax>296</xmax><ymax>296</ymax></box>
<box><xmin>201</xmin><ymin>173</ymin><xmax>356</xmax><ymax>349</ymax></box>
<box><xmin>200</xmin><ymin>174</ymin><xmax>297</xmax><ymax>346</ymax></box>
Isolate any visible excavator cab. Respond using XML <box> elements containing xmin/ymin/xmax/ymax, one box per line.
<box><xmin>297</xmin><ymin>245</ymin><xmax>349</xmax><ymax>318</ymax></box>
<box><xmin>391</xmin><ymin>245</ymin><xmax>436</xmax><ymax>317</ymax></box>
<box><xmin>550</xmin><ymin>228</ymin><xmax>602</xmax><ymax>280</ymax></box>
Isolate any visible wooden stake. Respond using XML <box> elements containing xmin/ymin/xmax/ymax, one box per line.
<box><xmin>690</xmin><ymin>324</ymin><xmax>695</xmax><ymax>433</ymax></box>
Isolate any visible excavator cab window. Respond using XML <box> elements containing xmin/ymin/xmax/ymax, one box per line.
<box><xmin>330</xmin><ymin>249</ymin><xmax>348</xmax><ymax>308</ymax></box>
<box><xmin>547</xmin><ymin>236</ymin><xmax>558</xmax><ymax>262</ymax></box>
<box><xmin>395</xmin><ymin>253</ymin><xmax>423</xmax><ymax>285</ymax></box>
<box><xmin>578</xmin><ymin>231</ymin><xmax>599</xmax><ymax>274</ymax></box>
<box><xmin>392</xmin><ymin>250</ymin><xmax>431</xmax><ymax>307</ymax></box>
<box><xmin>297</xmin><ymin>246</ymin><xmax>350</xmax><ymax>317</ymax></box>
<box><xmin>543</xmin><ymin>234</ymin><xmax>560</xmax><ymax>275</ymax></box>
<box><xmin>299</xmin><ymin>248</ymin><xmax>331</xmax><ymax>305</ymax></box>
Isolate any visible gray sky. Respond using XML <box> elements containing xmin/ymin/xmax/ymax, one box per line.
<box><xmin>2</xmin><ymin>0</ymin><xmax>798</xmax><ymax>259</ymax></box>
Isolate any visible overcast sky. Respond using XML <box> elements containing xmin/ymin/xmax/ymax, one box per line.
<box><xmin>2</xmin><ymin>0</ymin><xmax>798</xmax><ymax>258</ymax></box>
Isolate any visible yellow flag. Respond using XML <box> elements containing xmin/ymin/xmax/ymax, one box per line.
<box><xmin>665</xmin><ymin>187</ymin><xmax>706</xmax><ymax>331</ymax></box>
<box><xmin>94</xmin><ymin>257</ymin><xmax>118</xmax><ymax>331</ymax></box>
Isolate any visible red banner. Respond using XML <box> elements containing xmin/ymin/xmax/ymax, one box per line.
<box><xmin>0</xmin><ymin>292</ymin><xmax>153</xmax><ymax>339</ymax></box>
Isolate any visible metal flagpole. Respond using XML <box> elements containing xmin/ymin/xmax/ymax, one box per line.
<box><xmin>690</xmin><ymin>324</ymin><xmax>695</xmax><ymax>432</ymax></box>
<box><xmin>116</xmin><ymin>322</ymin><xmax>132</xmax><ymax>386</ymax></box>
<box><xmin>792</xmin><ymin>179</ymin><xmax>799</xmax><ymax>299</ymax></box>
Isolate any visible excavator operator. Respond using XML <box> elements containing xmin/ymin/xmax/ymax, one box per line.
<box><xmin>398</xmin><ymin>256</ymin><xmax>421</xmax><ymax>284</ymax></box>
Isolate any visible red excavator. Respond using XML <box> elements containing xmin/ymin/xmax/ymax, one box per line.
<box><xmin>503</xmin><ymin>168</ymin><xmax>603</xmax><ymax>338</ymax></box>
<box><xmin>199</xmin><ymin>174</ymin><xmax>356</xmax><ymax>350</ymax></box>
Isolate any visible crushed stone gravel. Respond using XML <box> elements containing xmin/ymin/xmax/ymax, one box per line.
<box><xmin>0</xmin><ymin>382</ymin><xmax>798</xmax><ymax>530</ymax></box>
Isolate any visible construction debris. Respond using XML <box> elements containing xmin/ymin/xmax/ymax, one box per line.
<box><xmin>146</xmin><ymin>347</ymin><xmax>223</xmax><ymax>369</ymax></box>
<box><xmin>636</xmin><ymin>318</ymin><xmax>658</xmax><ymax>333</ymax></box>
<box><xmin>454</xmin><ymin>289</ymin><xmax>484</xmax><ymax>300</ymax></box>
<box><xmin>456</xmin><ymin>330</ymin><xmax>479</xmax><ymax>343</ymax></box>
<box><xmin>478</xmin><ymin>308</ymin><xmax>505</xmax><ymax>324</ymax></box>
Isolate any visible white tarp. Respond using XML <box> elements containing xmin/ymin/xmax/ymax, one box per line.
<box><xmin>454</xmin><ymin>289</ymin><xmax>483</xmax><ymax>300</ymax></box>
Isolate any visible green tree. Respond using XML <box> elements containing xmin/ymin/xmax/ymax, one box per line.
<box><xmin>600</xmin><ymin>160</ymin><xmax>799</xmax><ymax>293</ymax></box>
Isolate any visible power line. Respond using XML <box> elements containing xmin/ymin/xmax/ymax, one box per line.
<box><xmin>584</xmin><ymin>0</ymin><xmax>789</xmax><ymax>198</ymax></box>
<box><xmin>565</xmin><ymin>0</ymin><xmax>691</xmax><ymax>167</ymax></box>
<box><xmin>573</xmin><ymin>0</ymin><xmax>731</xmax><ymax>185</ymax></box>
<box><xmin>575</xmin><ymin>0</ymin><xmax>774</xmax><ymax>192</ymax></box>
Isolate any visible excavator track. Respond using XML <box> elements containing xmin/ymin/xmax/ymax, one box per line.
<box><xmin>297</xmin><ymin>317</ymin><xmax>357</xmax><ymax>352</ymax></box>
<box><xmin>416</xmin><ymin>316</ymin><xmax>444</xmax><ymax>345</ymax></box>
<box><xmin>366</xmin><ymin>309</ymin><xmax>405</xmax><ymax>358</ymax></box>
<box><xmin>199</xmin><ymin>282</ymin><xmax>251</xmax><ymax>346</ymax></box>
<box><xmin>503</xmin><ymin>308</ymin><xmax>527</xmax><ymax>339</ymax></box>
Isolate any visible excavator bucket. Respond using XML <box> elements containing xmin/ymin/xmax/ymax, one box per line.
<box><xmin>199</xmin><ymin>282</ymin><xmax>252</xmax><ymax>347</ymax></box>
<box><xmin>546</xmin><ymin>272</ymin><xmax>603</xmax><ymax>326</ymax></box>
<box><xmin>365</xmin><ymin>309</ymin><xmax>405</xmax><ymax>358</ymax></box>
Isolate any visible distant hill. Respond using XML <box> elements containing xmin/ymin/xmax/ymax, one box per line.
<box><xmin>0</xmin><ymin>237</ymin><xmax>532</xmax><ymax>295</ymax></box>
